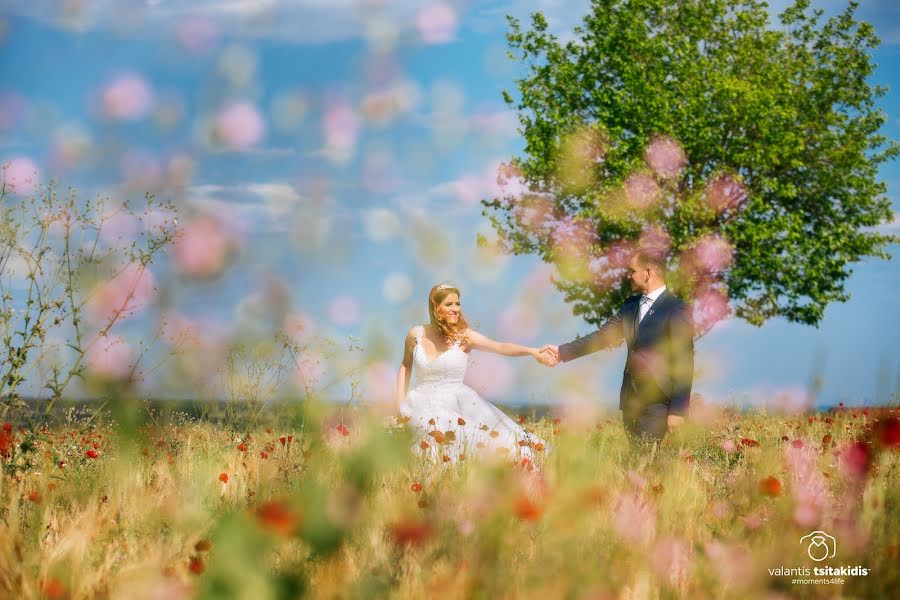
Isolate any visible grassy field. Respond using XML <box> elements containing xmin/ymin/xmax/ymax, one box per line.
<box><xmin>0</xmin><ymin>400</ymin><xmax>898</xmax><ymax>599</ymax></box>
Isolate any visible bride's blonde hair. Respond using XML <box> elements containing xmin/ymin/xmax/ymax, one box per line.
<box><xmin>428</xmin><ymin>284</ymin><xmax>469</xmax><ymax>344</ymax></box>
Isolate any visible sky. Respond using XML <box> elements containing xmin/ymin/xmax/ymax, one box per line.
<box><xmin>1</xmin><ymin>0</ymin><xmax>898</xmax><ymax>412</ymax></box>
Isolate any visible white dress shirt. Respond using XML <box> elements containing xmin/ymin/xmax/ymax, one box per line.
<box><xmin>638</xmin><ymin>285</ymin><xmax>666</xmax><ymax>324</ymax></box>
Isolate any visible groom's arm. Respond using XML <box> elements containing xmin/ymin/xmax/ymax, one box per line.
<box><xmin>667</xmin><ymin>304</ymin><xmax>694</xmax><ymax>416</ymax></box>
<box><xmin>558</xmin><ymin>309</ymin><xmax>626</xmax><ymax>363</ymax></box>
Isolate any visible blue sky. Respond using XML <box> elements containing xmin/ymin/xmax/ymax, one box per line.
<box><xmin>1</xmin><ymin>0</ymin><xmax>898</xmax><ymax>410</ymax></box>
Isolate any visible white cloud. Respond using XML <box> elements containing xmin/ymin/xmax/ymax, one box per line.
<box><xmin>875</xmin><ymin>211</ymin><xmax>900</xmax><ymax>235</ymax></box>
<box><xmin>186</xmin><ymin>181</ymin><xmax>302</xmax><ymax>232</ymax></box>
<box><xmin>2</xmin><ymin>0</ymin><xmax>425</xmax><ymax>44</ymax></box>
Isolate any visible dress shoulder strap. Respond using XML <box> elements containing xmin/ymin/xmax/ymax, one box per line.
<box><xmin>414</xmin><ymin>325</ymin><xmax>424</xmax><ymax>344</ymax></box>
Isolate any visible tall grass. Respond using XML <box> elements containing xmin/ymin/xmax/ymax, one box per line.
<box><xmin>1</xmin><ymin>401</ymin><xmax>897</xmax><ymax>599</ymax></box>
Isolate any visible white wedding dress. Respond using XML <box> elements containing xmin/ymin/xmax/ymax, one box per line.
<box><xmin>399</xmin><ymin>325</ymin><xmax>548</xmax><ymax>463</ymax></box>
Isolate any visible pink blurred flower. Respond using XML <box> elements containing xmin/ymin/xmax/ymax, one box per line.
<box><xmin>704</xmin><ymin>541</ymin><xmax>754</xmax><ymax>589</ymax></box>
<box><xmin>705</xmin><ymin>173</ymin><xmax>748</xmax><ymax>214</ymax></box>
<box><xmin>627</xmin><ymin>469</ymin><xmax>648</xmax><ymax>490</ymax></box>
<box><xmin>328</xmin><ymin>295</ymin><xmax>359</xmax><ymax>326</ymax></box>
<box><xmin>840</xmin><ymin>441</ymin><xmax>872</xmax><ymax>480</ymax></box>
<box><xmin>0</xmin><ymin>93</ymin><xmax>26</xmax><ymax>131</ymax></box>
<box><xmin>159</xmin><ymin>311</ymin><xmax>200</xmax><ymax>347</ymax></box>
<box><xmin>652</xmin><ymin>537</ymin><xmax>693</xmax><ymax>587</ymax></box>
<box><xmin>295</xmin><ymin>352</ymin><xmax>326</xmax><ymax>390</ymax></box>
<box><xmin>624</xmin><ymin>172</ymin><xmax>660</xmax><ymax>209</ymax></box>
<box><xmin>2</xmin><ymin>157</ymin><xmax>40</xmax><ymax>196</ymax></box>
<box><xmin>87</xmin><ymin>262</ymin><xmax>157</xmax><ymax>324</ymax></box>
<box><xmin>784</xmin><ymin>442</ymin><xmax>828</xmax><ymax>520</ymax></box>
<box><xmin>323</xmin><ymin>102</ymin><xmax>359</xmax><ymax>162</ymax></box>
<box><xmin>794</xmin><ymin>502</ymin><xmax>820</xmax><ymax>528</ymax></box>
<box><xmin>612</xmin><ymin>492</ymin><xmax>656</xmax><ymax>545</ymax></box>
<box><xmin>85</xmin><ymin>335</ymin><xmax>133</xmax><ymax>379</ymax></box>
<box><xmin>638</xmin><ymin>226</ymin><xmax>671</xmax><ymax>256</ymax></box>
<box><xmin>173</xmin><ymin>216</ymin><xmax>229</xmax><ymax>277</ymax></box>
<box><xmin>215</xmin><ymin>102</ymin><xmax>265</xmax><ymax>150</ymax></box>
<box><xmin>121</xmin><ymin>151</ymin><xmax>162</xmax><ymax>191</ymax></box>
<box><xmin>550</xmin><ymin>217</ymin><xmax>595</xmax><ymax>254</ymax></box>
<box><xmin>416</xmin><ymin>2</ymin><xmax>458</xmax><ymax>44</ymax></box>
<box><xmin>692</xmin><ymin>234</ymin><xmax>733</xmax><ymax>274</ymax></box>
<box><xmin>282</xmin><ymin>312</ymin><xmax>316</xmax><ymax>343</ymax></box>
<box><xmin>721</xmin><ymin>439</ymin><xmax>737</xmax><ymax>453</ymax></box>
<box><xmin>710</xmin><ymin>500</ymin><xmax>731</xmax><ymax>520</ymax></box>
<box><xmin>693</xmin><ymin>287</ymin><xmax>730</xmax><ymax>332</ymax></box>
<box><xmin>497</xmin><ymin>303</ymin><xmax>539</xmax><ymax>342</ymax></box>
<box><xmin>645</xmin><ymin>136</ymin><xmax>687</xmax><ymax>178</ymax></box>
<box><xmin>363</xmin><ymin>361</ymin><xmax>395</xmax><ymax>413</ymax></box>
<box><xmin>175</xmin><ymin>16</ymin><xmax>221</xmax><ymax>55</ymax></box>
<box><xmin>512</xmin><ymin>193</ymin><xmax>554</xmax><ymax>234</ymax></box>
<box><xmin>464</xmin><ymin>353</ymin><xmax>514</xmax><ymax>398</ymax></box>
<box><xmin>102</xmin><ymin>73</ymin><xmax>154</xmax><ymax>122</ymax></box>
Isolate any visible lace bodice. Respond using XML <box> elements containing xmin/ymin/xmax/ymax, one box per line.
<box><xmin>411</xmin><ymin>325</ymin><xmax>468</xmax><ymax>390</ymax></box>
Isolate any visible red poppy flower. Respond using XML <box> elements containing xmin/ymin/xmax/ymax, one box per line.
<box><xmin>188</xmin><ymin>556</ymin><xmax>205</xmax><ymax>575</ymax></box>
<box><xmin>534</xmin><ymin>443</ymin><xmax>545</xmax><ymax>452</ymax></box>
<box><xmin>0</xmin><ymin>430</ymin><xmax>11</xmax><ymax>458</ymax></box>
<box><xmin>420</xmin><ymin>440</ymin><xmax>430</xmax><ymax>450</ymax></box>
<box><xmin>457</xmin><ymin>417</ymin><xmax>466</xmax><ymax>426</ymax></box>
<box><xmin>823</xmin><ymin>434</ymin><xmax>833</xmax><ymax>445</ymax></box>
<box><xmin>195</xmin><ymin>539</ymin><xmax>212</xmax><ymax>552</ymax></box>
<box><xmin>388</xmin><ymin>519</ymin><xmax>433</xmax><ymax>547</ymax></box>
<box><xmin>759</xmin><ymin>476</ymin><xmax>782</xmax><ymax>497</ymax></box>
<box><xmin>86</xmin><ymin>450</ymin><xmax>99</xmax><ymax>459</ymax></box>
<box><xmin>843</xmin><ymin>441</ymin><xmax>872</xmax><ymax>478</ymax></box>
<box><xmin>260</xmin><ymin>451</ymin><xmax>269</xmax><ymax>459</ymax></box>
<box><xmin>781</xmin><ymin>435</ymin><xmax>789</xmax><ymax>442</ymax></box>
<box><xmin>236</xmin><ymin>443</ymin><xmax>248</xmax><ymax>452</ymax></box>
<box><xmin>489</xmin><ymin>430</ymin><xmax>499</xmax><ymax>438</ymax></box>
<box><xmin>458</xmin><ymin>453</ymin><xmax>466</xmax><ymax>461</ymax></box>
<box><xmin>42</xmin><ymin>578</ymin><xmax>67</xmax><ymax>600</ymax></box>
<box><xmin>552</xmin><ymin>418</ymin><xmax>561</xmax><ymax>425</ymax></box>
<box><xmin>513</xmin><ymin>496</ymin><xmax>542</xmax><ymax>521</ymax></box>
<box><xmin>410</xmin><ymin>482</ymin><xmax>423</xmax><ymax>493</ymax></box>
<box><xmin>740</xmin><ymin>437</ymin><xmax>759</xmax><ymax>447</ymax></box>
<box><xmin>791</xmin><ymin>439</ymin><xmax>804</xmax><ymax>449</ymax></box>
<box><xmin>518</xmin><ymin>415</ymin><xmax>526</xmax><ymax>424</ymax></box>
<box><xmin>336</xmin><ymin>424</ymin><xmax>350</xmax><ymax>436</ymax></box>
<box><xmin>428</xmin><ymin>418</ymin><xmax>436</xmax><ymax>426</ymax></box>
<box><xmin>876</xmin><ymin>417</ymin><xmax>900</xmax><ymax>447</ymax></box>
<box><xmin>287</xmin><ymin>435</ymin><xmax>293</xmax><ymax>443</ymax></box>
<box><xmin>441</xmin><ymin>454</ymin><xmax>451</xmax><ymax>463</ymax></box>
<box><xmin>2</xmin><ymin>422</ymin><xmax>12</xmax><ymax>432</ymax></box>
<box><xmin>218</xmin><ymin>472</ymin><xmax>229</xmax><ymax>483</ymax></box>
<box><xmin>256</xmin><ymin>500</ymin><xmax>301</xmax><ymax>536</ymax></box>
<box><xmin>279</xmin><ymin>436</ymin><xmax>286</xmax><ymax>445</ymax></box>
<box><xmin>28</xmin><ymin>490</ymin><xmax>41</xmax><ymax>504</ymax></box>
<box><xmin>518</xmin><ymin>440</ymin><xmax>530</xmax><ymax>447</ymax></box>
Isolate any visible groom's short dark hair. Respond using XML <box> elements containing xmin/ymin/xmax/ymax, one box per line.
<box><xmin>633</xmin><ymin>249</ymin><xmax>667</xmax><ymax>275</ymax></box>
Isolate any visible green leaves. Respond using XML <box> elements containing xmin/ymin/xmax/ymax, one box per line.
<box><xmin>488</xmin><ymin>0</ymin><xmax>896</xmax><ymax>329</ymax></box>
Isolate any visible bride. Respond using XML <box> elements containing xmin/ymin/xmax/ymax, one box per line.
<box><xmin>396</xmin><ymin>283</ymin><xmax>553</xmax><ymax>463</ymax></box>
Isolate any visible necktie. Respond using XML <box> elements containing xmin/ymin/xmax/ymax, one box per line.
<box><xmin>638</xmin><ymin>295</ymin><xmax>652</xmax><ymax>324</ymax></box>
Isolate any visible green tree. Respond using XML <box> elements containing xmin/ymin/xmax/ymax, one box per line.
<box><xmin>484</xmin><ymin>0</ymin><xmax>897</xmax><ymax>334</ymax></box>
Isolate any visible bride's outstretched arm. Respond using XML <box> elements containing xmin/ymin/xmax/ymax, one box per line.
<box><xmin>464</xmin><ymin>329</ymin><xmax>544</xmax><ymax>364</ymax></box>
<box><xmin>395</xmin><ymin>328</ymin><xmax>416</xmax><ymax>411</ymax></box>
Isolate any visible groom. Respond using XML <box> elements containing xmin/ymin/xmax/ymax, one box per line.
<box><xmin>541</xmin><ymin>250</ymin><xmax>694</xmax><ymax>441</ymax></box>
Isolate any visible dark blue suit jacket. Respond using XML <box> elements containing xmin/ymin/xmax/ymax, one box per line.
<box><xmin>558</xmin><ymin>290</ymin><xmax>694</xmax><ymax>415</ymax></box>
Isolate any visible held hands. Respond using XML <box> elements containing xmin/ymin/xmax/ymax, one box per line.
<box><xmin>534</xmin><ymin>344</ymin><xmax>560</xmax><ymax>367</ymax></box>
